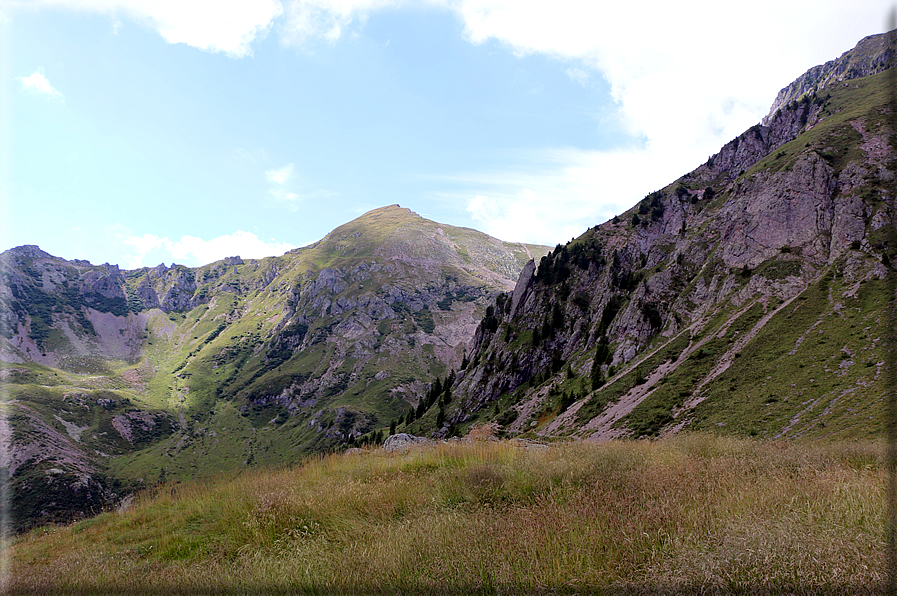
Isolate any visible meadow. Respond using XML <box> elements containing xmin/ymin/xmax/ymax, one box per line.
<box><xmin>3</xmin><ymin>433</ymin><xmax>886</xmax><ymax>595</ymax></box>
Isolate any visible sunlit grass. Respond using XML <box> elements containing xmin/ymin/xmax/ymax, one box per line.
<box><xmin>6</xmin><ymin>434</ymin><xmax>885</xmax><ymax>594</ymax></box>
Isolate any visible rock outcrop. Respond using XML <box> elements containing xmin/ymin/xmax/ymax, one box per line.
<box><xmin>407</xmin><ymin>30</ymin><xmax>896</xmax><ymax>444</ymax></box>
<box><xmin>0</xmin><ymin>206</ymin><xmax>548</xmax><ymax>531</ymax></box>
<box><xmin>763</xmin><ymin>31</ymin><xmax>896</xmax><ymax>125</ymax></box>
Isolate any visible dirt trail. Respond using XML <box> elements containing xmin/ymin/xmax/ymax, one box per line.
<box><xmin>544</xmin><ymin>301</ymin><xmax>758</xmax><ymax>441</ymax></box>
<box><xmin>679</xmin><ymin>291</ymin><xmax>804</xmax><ymax>414</ymax></box>
<box><xmin>542</xmin><ymin>269</ymin><xmax>825</xmax><ymax>441</ymax></box>
<box><xmin>539</xmin><ymin>313</ymin><xmax>714</xmax><ymax>438</ymax></box>
<box><xmin>662</xmin><ymin>287</ymin><xmax>813</xmax><ymax>438</ymax></box>
<box><xmin>579</xmin><ymin>358</ymin><xmax>681</xmax><ymax>440</ymax></box>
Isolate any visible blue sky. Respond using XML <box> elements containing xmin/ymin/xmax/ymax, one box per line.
<box><xmin>1</xmin><ymin>0</ymin><xmax>892</xmax><ymax>268</ymax></box>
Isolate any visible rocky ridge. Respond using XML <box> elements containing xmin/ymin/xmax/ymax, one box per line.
<box><xmin>400</xmin><ymin>31</ymin><xmax>896</xmax><ymax>444</ymax></box>
<box><xmin>763</xmin><ymin>30</ymin><xmax>896</xmax><ymax>125</ymax></box>
<box><xmin>0</xmin><ymin>206</ymin><xmax>548</xmax><ymax>530</ymax></box>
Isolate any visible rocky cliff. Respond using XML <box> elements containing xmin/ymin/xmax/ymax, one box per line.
<box><xmin>4</xmin><ymin>30</ymin><xmax>896</xmax><ymax>532</ymax></box>
<box><xmin>403</xmin><ymin>31</ymin><xmax>896</xmax><ymax>443</ymax></box>
<box><xmin>0</xmin><ymin>206</ymin><xmax>548</xmax><ymax>530</ymax></box>
<box><xmin>763</xmin><ymin>31</ymin><xmax>896</xmax><ymax>125</ymax></box>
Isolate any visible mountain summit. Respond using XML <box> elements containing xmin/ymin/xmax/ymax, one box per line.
<box><xmin>0</xmin><ymin>205</ymin><xmax>548</xmax><ymax>530</ymax></box>
<box><xmin>3</xmin><ymin>30</ymin><xmax>896</xmax><ymax>532</ymax></box>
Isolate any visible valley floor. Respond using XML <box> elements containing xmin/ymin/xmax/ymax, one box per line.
<box><xmin>2</xmin><ymin>434</ymin><xmax>887</xmax><ymax>595</ymax></box>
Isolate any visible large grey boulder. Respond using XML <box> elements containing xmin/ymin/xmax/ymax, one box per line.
<box><xmin>382</xmin><ymin>433</ymin><xmax>431</xmax><ymax>453</ymax></box>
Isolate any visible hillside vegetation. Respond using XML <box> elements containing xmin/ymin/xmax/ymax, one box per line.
<box><xmin>5</xmin><ymin>433</ymin><xmax>884</xmax><ymax>595</ymax></box>
<box><xmin>1</xmin><ymin>29</ymin><xmax>896</xmax><ymax>551</ymax></box>
<box><xmin>0</xmin><ymin>207</ymin><xmax>548</xmax><ymax>531</ymax></box>
<box><xmin>407</xmin><ymin>33</ymin><xmax>897</xmax><ymax>445</ymax></box>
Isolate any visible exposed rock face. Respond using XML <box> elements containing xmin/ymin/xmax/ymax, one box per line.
<box><xmin>382</xmin><ymin>432</ymin><xmax>432</xmax><ymax>452</ymax></box>
<box><xmin>0</xmin><ymin>398</ymin><xmax>176</xmax><ymax>532</ymax></box>
<box><xmin>0</xmin><ymin>206</ymin><xmax>548</xmax><ymax>531</ymax></box>
<box><xmin>415</xmin><ymin>31</ymin><xmax>896</xmax><ymax>443</ymax></box>
<box><xmin>716</xmin><ymin>152</ymin><xmax>839</xmax><ymax>268</ymax></box>
<box><xmin>4</xmin><ymin>31</ymin><xmax>895</xmax><ymax>531</ymax></box>
<box><xmin>763</xmin><ymin>31</ymin><xmax>897</xmax><ymax>125</ymax></box>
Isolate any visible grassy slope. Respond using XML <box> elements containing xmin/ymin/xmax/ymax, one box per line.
<box><xmin>609</xmin><ymin>70</ymin><xmax>896</xmax><ymax>440</ymax></box>
<box><xmin>439</xmin><ymin>67</ymin><xmax>895</xmax><ymax>443</ymax></box>
<box><xmin>6</xmin><ymin>434</ymin><xmax>884</xmax><ymax>594</ymax></box>
<box><xmin>3</xmin><ymin>206</ymin><xmax>550</xmax><ymax>502</ymax></box>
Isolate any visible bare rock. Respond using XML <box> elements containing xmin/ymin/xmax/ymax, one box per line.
<box><xmin>382</xmin><ymin>433</ymin><xmax>432</xmax><ymax>452</ymax></box>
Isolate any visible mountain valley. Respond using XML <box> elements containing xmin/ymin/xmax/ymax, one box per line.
<box><xmin>1</xmin><ymin>30</ymin><xmax>896</xmax><ymax>536</ymax></box>
<box><xmin>0</xmin><ymin>207</ymin><xmax>548</xmax><ymax>530</ymax></box>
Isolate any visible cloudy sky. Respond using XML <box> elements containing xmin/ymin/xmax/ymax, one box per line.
<box><xmin>1</xmin><ymin>0</ymin><xmax>893</xmax><ymax>268</ymax></box>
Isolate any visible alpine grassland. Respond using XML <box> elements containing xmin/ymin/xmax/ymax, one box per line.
<box><xmin>4</xmin><ymin>433</ymin><xmax>884</xmax><ymax>595</ymax></box>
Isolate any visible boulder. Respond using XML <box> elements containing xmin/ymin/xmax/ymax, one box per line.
<box><xmin>382</xmin><ymin>433</ymin><xmax>431</xmax><ymax>453</ymax></box>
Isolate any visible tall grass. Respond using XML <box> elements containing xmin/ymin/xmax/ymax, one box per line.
<box><xmin>5</xmin><ymin>434</ymin><xmax>885</xmax><ymax>594</ymax></box>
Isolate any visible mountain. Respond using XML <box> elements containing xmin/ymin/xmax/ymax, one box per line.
<box><xmin>5</xmin><ymin>30</ymin><xmax>897</xmax><ymax>533</ymax></box>
<box><xmin>405</xmin><ymin>31</ymin><xmax>896</xmax><ymax>443</ymax></box>
<box><xmin>0</xmin><ymin>205</ymin><xmax>549</xmax><ymax>530</ymax></box>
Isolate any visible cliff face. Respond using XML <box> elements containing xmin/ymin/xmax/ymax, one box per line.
<box><xmin>404</xmin><ymin>31</ymin><xmax>895</xmax><ymax>443</ymax></box>
<box><xmin>4</xmin><ymin>30</ymin><xmax>897</xmax><ymax>532</ymax></box>
<box><xmin>762</xmin><ymin>31</ymin><xmax>897</xmax><ymax>125</ymax></box>
<box><xmin>0</xmin><ymin>206</ymin><xmax>548</xmax><ymax>530</ymax></box>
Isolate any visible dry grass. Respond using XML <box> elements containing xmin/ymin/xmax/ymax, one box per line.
<box><xmin>3</xmin><ymin>434</ymin><xmax>886</xmax><ymax>595</ymax></box>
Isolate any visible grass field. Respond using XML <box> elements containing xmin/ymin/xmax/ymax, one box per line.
<box><xmin>3</xmin><ymin>433</ymin><xmax>886</xmax><ymax>595</ymax></box>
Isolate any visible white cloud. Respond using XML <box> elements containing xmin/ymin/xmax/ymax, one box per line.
<box><xmin>450</xmin><ymin>0</ymin><xmax>890</xmax><ymax>154</ymax></box>
<box><xmin>109</xmin><ymin>224</ymin><xmax>296</xmax><ymax>267</ymax></box>
<box><xmin>232</xmin><ymin>147</ymin><xmax>268</xmax><ymax>163</ymax></box>
<box><xmin>265</xmin><ymin>163</ymin><xmax>294</xmax><ymax>185</ymax></box>
<box><xmin>453</xmin><ymin>145</ymin><xmax>683</xmax><ymax>245</ymax></box>
<box><xmin>257</xmin><ymin>0</ymin><xmax>891</xmax><ymax>242</ymax></box>
<box><xmin>565</xmin><ymin>67</ymin><xmax>588</xmax><ymax>87</ymax></box>
<box><xmin>279</xmin><ymin>0</ymin><xmax>399</xmax><ymax>46</ymax></box>
<box><xmin>19</xmin><ymin>1</ymin><xmax>891</xmax><ymax>247</ymax></box>
<box><xmin>120</xmin><ymin>232</ymin><xmax>169</xmax><ymax>267</ymax></box>
<box><xmin>17</xmin><ymin>71</ymin><xmax>63</xmax><ymax>99</ymax></box>
<box><xmin>166</xmin><ymin>231</ymin><xmax>296</xmax><ymax>265</ymax></box>
<box><xmin>270</xmin><ymin>188</ymin><xmax>301</xmax><ymax>203</ymax></box>
<box><xmin>265</xmin><ymin>163</ymin><xmax>300</xmax><ymax>205</ymax></box>
<box><xmin>263</xmin><ymin>162</ymin><xmax>337</xmax><ymax>208</ymax></box>
<box><xmin>442</xmin><ymin>0</ymin><xmax>893</xmax><ymax>244</ymax></box>
<box><xmin>16</xmin><ymin>0</ymin><xmax>283</xmax><ymax>57</ymax></box>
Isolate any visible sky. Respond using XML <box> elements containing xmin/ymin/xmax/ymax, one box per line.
<box><xmin>0</xmin><ymin>0</ymin><xmax>893</xmax><ymax>268</ymax></box>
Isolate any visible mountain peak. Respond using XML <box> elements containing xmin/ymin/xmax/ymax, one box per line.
<box><xmin>762</xmin><ymin>29</ymin><xmax>896</xmax><ymax>125</ymax></box>
<box><xmin>352</xmin><ymin>204</ymin><xmax>419</xmax><ymax>223</ymax></box>
<box><xmin>4</xmin><ymin>244</ymin><xmax>53</xmax><ymax>259</ymax></box>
